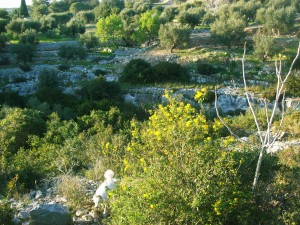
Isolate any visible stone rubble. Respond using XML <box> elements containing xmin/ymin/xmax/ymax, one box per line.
<box><xmin>4</xmin><ymin>178</ymin><xmax>104</xmax><ymax>225</ymax></box>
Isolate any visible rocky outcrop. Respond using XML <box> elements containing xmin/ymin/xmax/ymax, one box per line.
<box><xmin>29</xmin><ymin>204</ymin><xmax>72</xmax><ymax>225</ymax></box>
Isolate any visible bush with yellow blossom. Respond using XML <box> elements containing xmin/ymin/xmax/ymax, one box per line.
<box><xmin>107</xmin><ymin>91</ymin><xmax>255</xmax><ymax>225</ymax></box>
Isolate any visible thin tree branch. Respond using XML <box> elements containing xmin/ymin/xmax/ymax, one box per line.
<box><xmin>214</xmin><ymin>87</ymin><xmax>243</xmax><ymax>141</ymax></box>
<box><xmin>242</xmin><ymin>43</ymin><xmax>264</xmax><ymax>145</ymax></box>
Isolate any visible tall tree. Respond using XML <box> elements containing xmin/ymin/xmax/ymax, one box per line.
<box><xmin>19</xmin><ymin>0</ymin><xmax>29</xmax><ymax>18</ymax></box>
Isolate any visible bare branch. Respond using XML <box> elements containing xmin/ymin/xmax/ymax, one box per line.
<box><xmin>242</xmin><ymin>43</ymin><xmax>264</xmax><ymax>145</ymax></box>
<box><xmin>214</xmin><ymin>87</ymin><xmax>242</xmax><ymax>141</ymax></box>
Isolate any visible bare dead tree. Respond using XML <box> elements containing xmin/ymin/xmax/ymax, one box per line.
<box><xmin>215</xmin><ymin>42</ymin><xmax>300</xmax><ymax>191</ymax></box>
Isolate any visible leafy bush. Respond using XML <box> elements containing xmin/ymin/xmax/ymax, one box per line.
<box><xmin>285</xmin><ymin>71</ymin><xmax>300</xmax><ymax>97</ymax></box>
<box><xmin>0</xmin><ymin>201</ymin><xmax>14</xmax><ymax>225</ymax></box>
<box><xmin>120</xmin><ymin>59</ymin><xmax>153</xmax><ymax>84</ymax></box>
<box><xmin>108</xmin><ymin>92</ymin><xmax>254</xmax><ymax>224</ymax></box>
<box><xmin>47</xmin><ymin>12</ymin><xmax>73</xmax><ymax>27</ymax></box>
<box><xmin>36</xmin><ymin>69</ymin><xmax>64</xmax><ymax>104</ymax></box>
<box><xmin>19</xmin><ymin>29</ymin><xmax>39</xmax><ymax>45</ymax></box>
<box><xmin>93</xmin><ymin>68</ymin><xmax>107</xmax><ymax>77</ymax></box>
<box><xmin>0</xmin><ymin>91</ymin><xmax>25</xmax><ymax>107</ymax></box>
<box><xmin>196</xmin><ymin>60</ymin><xmax>220</xmax><ymax>75</ymax></box>
<box><xmin>65</xmin><ymin>18</ymin><xmax>85</xmax><ymax>37</ymax></box>
<box><xmin>152</xmin><ymin>61</ymin><xmax>189</xmax><ymax>83</ymax></box>
<box><xmin>78</xmin><ymin>77</ymin><xmax>121</xmax><ymax>101</ymax></box>
<box><xmin>75</xmin><ymin>10</ymin><xmax>95</xmax><ymax>23</ymax></box>
<box><xmin>0</xmin><ymin>18</ymin><xmax>8</xmax><ymax>33</ymax></box>
<box><xmin>158</xmin><ymin>22</ymin><xmax>190</xmax><ymax>52</ymax></box>
<box><xmin>210</xmin><ymin>10</ymin><xmax>246</xmax><ymax>47</ymax></box>
<box><xmin>58</xmin><ymin>43</ymin><xmax>87</xmax><ymax>62</ymax></box>
<box><xmin>0</xmin><ymin>106</ymin><xmax>45</xmax><ymax>157</ymax></box>
<box><xmin>0</xmin><ymin>55</ymin><xmax>9</xmax><ymax>65</ymax></box>
<box><xmin>0</xmin><ymin>33</ymin><xmax>8</xmax><ymax>51</ymax></box>
<box><xmin>80</xmin><ymin>32</ymin><xmax>99</xmax><ymax>51</ymax></box>
<box><xmin>57</xmin><ymin>64</ymin><xmax>70</xmax><ymax>71</ymax></box>
<box><xmin>253</xmin><ymin>30</ymin><xmax>275</xmax><ymax>61</ymax></box>
<box><xmin>12</xmin><ymin>42</ymin><xmax>36</xmax><ymax>65</ymax></box>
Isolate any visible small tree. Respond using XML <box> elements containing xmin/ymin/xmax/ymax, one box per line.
<box><xmin>135</xmin><ymin>9</ymin><xmax>161</xmax><ymax>46</ymax></box>
<box><xmin>36</xmin><ymin>69</ymin><xmax>64</xmax><ymax>104</ymax></box>
<box><xmin>94</xmin><ymin>0</ymin><xmax>124</xmax><ymax>19</ymax></box>
<box><xmin>210</xmin><ymin>11</ymin><xmax>246</xmax><ymax>48</ymax></box>
<box><xmin>96</xmin><ymin>14</ymin><xmax>124</xmax><ymax>46</ymax></box>
<box><xmin>19</xmin><ymin>0</ymin><xmax>29</xmax><ymax>18</ymax></box>
<box><xmin>69</xmin><ymin>2</ymin><xmax>91</xmax><ymax>15</ymax></box>
<box><xmin>58</xmin><ymin>43</ymin><xmax>87</xmax><ymax>62</ymax></box>
<box><xmin>215</xmin><ymin>43</ymin><xmax>300</xmax><ymax>191</ymax></box>
<box><xmin>256</xmin><ymin>6</ymin><xmax>297</xmax><ymax>35</ymax></box>
<box><xmin>65</xmin><ymin>18</ymin><xmax>85</xmax><ymax>37</ymax></box>
<box><xmin>80</xmin><ymin>32</ymin><xmax>99</xmax><ymax>51</ymax></box>
<box><xmin>120</xmin><ymin>59</ymin><xmax>153</xmax><ymax>84</ymax></box>
<box><xmin>159</xmin><ymin>22</ymin><xmax>190</xmax><ymax>53</ymax></box>
<box><xmin>253</xmin><ymin>30</ymin><xmax>275</xmax><ymax>61</ymax></box>
<box><xmin>12</xmin><ymin>43</ymin><xmax>36</xmax><ymax>65</ymax></box>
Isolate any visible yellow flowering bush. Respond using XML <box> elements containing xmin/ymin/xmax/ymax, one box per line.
<box><xmin>107</xmin><ymin>92</ymin><xmax>254</xmax><ymax>224</ymax></box>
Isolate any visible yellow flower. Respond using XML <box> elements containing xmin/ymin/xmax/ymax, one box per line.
<box><xmin>150</xmin><ymin>204</ymin><xmax>154</xmax><ymax>209</ymax></box>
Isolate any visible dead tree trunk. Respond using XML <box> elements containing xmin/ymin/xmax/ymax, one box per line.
<box><xmin>215</xmin><ymin>42</ymin><xmax>300</xmax><ymax>192</ymax></box>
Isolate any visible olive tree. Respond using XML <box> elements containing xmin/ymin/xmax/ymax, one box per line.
<box><xmin>210</xmin><ymin>11</ymin><xmax>246</xmax><ymax>48</ymax></box>
<box><xmin>159</xmin><ymin>22</ymin><xmax>190</xmax><ymax>53</ymax></box>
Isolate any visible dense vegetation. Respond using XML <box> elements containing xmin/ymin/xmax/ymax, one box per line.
<box><xmin>0</xmin><ymin>0</ymin><xmax>300</xmax><ymax>224</ymax></box>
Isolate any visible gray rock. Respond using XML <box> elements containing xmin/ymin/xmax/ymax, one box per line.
<box><xmin>216</xmin><ymin>94</ymin><xmax>248</xmax><ymax>115</ymax></box>
<box><xmin>29</xmin><ymin>204</ymin><xmax>72</xmax><ymax>225</ymax></box>
<box><xmin>18</xmin><ymin>211</ymin><xmax>30</xmax><ymax>220</ymax></box>
<box><xmin>12</xmin><ymin>217</ymin><xmax>22</xmax><ymax>225</ymax></box>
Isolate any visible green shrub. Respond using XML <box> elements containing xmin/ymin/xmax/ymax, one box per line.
<box><xmin>0</xmin><ymin>106</ymin><xmax>46</xmax><ymax>157</ymax></box>
<box><xmin>0</xmin><ymin>55</ymin><xmax>9</xmax><ymax>65</ymax></box>
<box><xmin>78</xmin><ymin>77</ymin><xmax>121</xmax><ymax>101</ymax></box>
<box><xmin>57</xmin><ymin>64</ymin><xmax>70</xmax><ymax>71</ymax></box>
<box><xmin>152</xmin><ymin>61</ymin><xmax>189</xmax><ymax>83</ymax></box>
<box><xmin>253</xmin><ymin>30</ymin><xmax>275</xmax><ymax>61</ymax></box>
<box><xmin>0</xmin><ymin>18</ymin><xmax>8</xmax><ymax>33</ymax></box>
<box><xmin>108</xmin><ymin>93</ymin><xmax>254</xmax><ymax>224</ymax></box>
<box><xmin>36</xmin><ymin>69</ymin><xmax>64</xmax><ymax>104</ymax></box>
<box><xmin>210</xmin><ymin>10</ymin><xmax>246</xmax><ymax>48</ymax></box>
<box><xmin>12</xmin><ymin>42</ymin><xmax>36</xmax><ymax>65</ymax></box>
<box><xmin>80</xmin><ymin>32</ymin><xmax>99</xmax><ymax>51</ymax></box>
<box><xmin>58</xmin><ymin>43</ymin><xmax>87</xmax><ymax>62</ymax></box>
<box><xmin>75</xmin><ymin>10</ymin><xmax>95</xmax><ymax>23</ymax></box>
<box><xmin>19</xmin><ymin>29</ymin><xmax>39</xmax><ymax>44</ymax></box>
<box><xmin>93</xmin><ymin>68</ymin><xmax>107</xmax><ymax>77</ymax></box>
<box><xmin>0</xmin><ymin>201</ymin><xmax>14</xmax><ymax>225</ymax></box>
<box><xmin>285</xmin><ymin>71</ymin><xmax>300</xmax><ymax>97</ymax></box>
<box><xmin>196</xmin><ymin>60</ymin><xmax>220</xmax><ymax>75</ymax></box>
<box><xmin>0</xmin><ymin>33</ymin><xmax>8</xmax><ymax>51</ymax></box>
<box><xmin>0</xmin><ymin>91</ymin><xmax>25</xmax><ymax>107</ymax></box>
<box><xmin>65</xmin><ymin>18</ymin><xmax>85</xmax><ymax>37</ymax></box>
<box><xmin>120</xmin><ymin>59</ymin><xmax>153</xmax><ymax>84</ymax></box>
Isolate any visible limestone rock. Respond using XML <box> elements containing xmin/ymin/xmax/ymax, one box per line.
<box><xmin>29</xmin><ymin>204</ymin><xmax>72</xmax><ymax>225</ymax></box>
